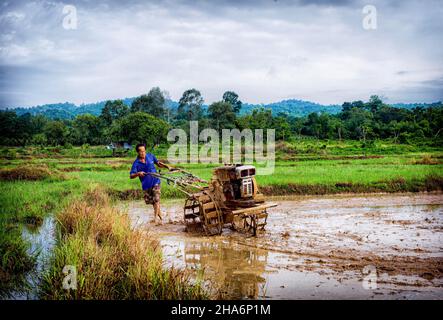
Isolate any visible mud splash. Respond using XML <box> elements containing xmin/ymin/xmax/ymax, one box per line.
<box><xmin>123</xmin><ymin>193</ymin><xmax>443</xmax><ymax>299</ymax></box>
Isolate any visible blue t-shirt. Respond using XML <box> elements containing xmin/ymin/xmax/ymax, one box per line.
<box><xmin>130</xmin><ymin>153</ymin><xmax>161</xmax><ymax>190</ymax></box>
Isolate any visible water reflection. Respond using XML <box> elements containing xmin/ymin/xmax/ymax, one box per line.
<box><xmin>183</xmin><ymin>240</ymin><xmax>268</xmax><ymax>299</ymax></box>
<box><xmin>7</xmin><ymin>217</ymin><xmax>56</xmax><ymax>300</ymax></box>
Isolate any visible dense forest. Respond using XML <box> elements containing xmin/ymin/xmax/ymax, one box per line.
<box><xmin>0</xmin><ymin>87</ymin><xmax>442</xmax><ymax>148</ymax></box>
<box><xmin>5</xmin><ymin>97</ymin><xmax>341</xmax><ymax>120</ymax></box>
<box><xmin>6</xmin><ymin>94</ymin><xmax>439</xmax><ymax>120</ymax></box>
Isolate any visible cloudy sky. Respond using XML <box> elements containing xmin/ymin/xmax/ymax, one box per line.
<box><xmin>0</xmin><ymin>0</ymin><xmax>442</xmax><ymax>108</ymax></box>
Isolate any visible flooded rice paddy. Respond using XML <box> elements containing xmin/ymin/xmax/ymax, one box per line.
<box><xmin>124</xmin><ymin>193</ymin><xmax>443</xmax><ymax>299</ymax></box>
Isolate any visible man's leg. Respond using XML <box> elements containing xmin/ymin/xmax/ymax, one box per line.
<box><xmin>153</xmin><ymin>202</ymin><xmax>162</xmax><ymax>223</ymax></box>
<box><xmin>153</xmin><ymin>185</ymin><xmax>162</xmax><ymax>224</ymax></box>
<box><xmin>143</xmin><ymin>190</ymin><xmax>154</xmax><ymax>223</ymax></box>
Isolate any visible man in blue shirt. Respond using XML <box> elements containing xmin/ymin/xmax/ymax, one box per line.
<box><xmin>130</xmin><ymin>143</ymin><xmax>171</xmax><ymax>224</ymax></box>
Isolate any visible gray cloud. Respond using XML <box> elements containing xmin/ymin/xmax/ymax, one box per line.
<box><xmin>0</xmin><ymin>0</ymin><xmax>442</xmax><ymax>108</ymax></box>
<box><xmin>298</xmin><ymin>0</ymin><xmax>354</xmax><ymax>6</ymax></box>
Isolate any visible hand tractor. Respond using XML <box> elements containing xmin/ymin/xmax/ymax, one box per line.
<box><xmin>146</xmin><ymin>164</ymin><xmax>277</xmax><ymax>236</ymax></box>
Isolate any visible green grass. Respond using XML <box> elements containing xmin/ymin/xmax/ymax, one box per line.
<box><xmin>3</xmin><ymin>150</ymin><xmax>437</xmax><ymax>202</ymax></box>
<box><xmin>257</xmin><ymin>161</ymin><xmax>440</xmax><ymax>186</ymax></box>
<box><xmin>1</xmin><ymin>147</ymin><xmax>442</xmax><ymax>199</ymax></box>
<box><xmin>0</xmin><ymin>179</ymin><xmax>83</xmax><ymax>223</ymax></box>
<box><xmin>0</xmin><ymin>225</ymin><xmax>35</xmax><ymax>297</ymax></box>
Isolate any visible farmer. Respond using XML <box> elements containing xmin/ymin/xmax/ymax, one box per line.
<box><xmin>130</xmin><ymin>143</ymin><xmax>171</xmax><ymax>224</ymax></box>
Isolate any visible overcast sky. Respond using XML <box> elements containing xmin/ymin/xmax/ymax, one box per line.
<box><xmin>0</xmin><ymin>0</ymin><xmax>442</xmax><ymax>108</ymax></box>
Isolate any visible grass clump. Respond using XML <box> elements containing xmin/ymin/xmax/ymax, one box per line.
<box><xmin>40</xmin><ymin>186</ymin><xmax>207</xmax><ymax>299</ymax></box>
<box><xmin>0</xmin><ymin>224</ymin><xmax>35</xmax><ymax>297</ymax></box>
<box><xmin>424</xmin><ymin>174</ymin><xmax>443</xmax><ymax>191</ymax></box>
<box><xmin>412</xmin><ymin>154</ymin><xmax>440</xmax><ymax>165</ymax></box>
<box><xmin>0</xmin><ymin>165</ymin><xmax>64</xmax><ymax>181</ymax></box>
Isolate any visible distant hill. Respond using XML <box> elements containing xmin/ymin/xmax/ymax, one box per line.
<box><xmin>8</xmin><ymin>98</ymin><xmax>179</xmax><ymax>120</ymax></box>
<box><xmin>4</xmin><ymin>98</ymin><xmax>441</xmax><ymax>120</ymax></box>
<box><xmin>241</xmin><ymin>100</ymin><xmax>341</xmax><ymax>117</ymax></box>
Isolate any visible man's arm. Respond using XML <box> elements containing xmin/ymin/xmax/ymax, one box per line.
<box><xmin>156</xmin><ymin>161</ymin><xmax>172</xmax><ymax>170</ymax></box>
<box><xmin>152</xmin><ymin>154</ymin><xmax>174</xmax><ymax>171</ymax></box>
<box><xmin>130</xmin><ymin>160</ymin><xmax>146</xmax><ymax>179</ymax></box>
<box><xmin>130</xmin><ymin>171</ymin><xmax>146</xmax><ymax>179</ymax></box>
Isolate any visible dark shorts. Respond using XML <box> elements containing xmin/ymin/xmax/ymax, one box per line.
<box><xmin>143</xmin><ymin>184</ymin><xmax>161</xmax><ymax>205</ymax></box>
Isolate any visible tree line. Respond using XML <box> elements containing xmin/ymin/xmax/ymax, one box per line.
<box><xmin>0</xmin><ymin>88</ymin><xmax>442</xmax><ymax>147</ymax></box>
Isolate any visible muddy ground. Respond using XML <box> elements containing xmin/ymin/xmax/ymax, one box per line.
<box><xmin>122</xmin><ymin>192</ymin><xmax>443</xmax><ymax>300</ymax></box>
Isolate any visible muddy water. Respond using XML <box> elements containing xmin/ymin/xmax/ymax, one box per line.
<box><xmin>123</xmin><ymin>193</ymin><xmax>443</xmax><ymax>300</ymax></box>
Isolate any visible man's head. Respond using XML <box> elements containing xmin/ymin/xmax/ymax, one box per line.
<box><xmin>135</xmin><ymin>143</ymin><xmax>146</xmax><ymax>159</ymax></box>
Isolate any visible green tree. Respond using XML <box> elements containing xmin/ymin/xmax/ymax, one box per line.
<box><xmin>207</xmin><ymin>101</ymin><xmax>236</xmax><ymax>131</ymax></box>
<box><xmin>344</xmin><ymin>107</ymin><xmax>373</xmax><ymax>141</ymax></box>
<box><xmin>329</xmin><ymin>117</ymin><xmax>345</xmax><ymax>140</ymax></box>
<box><xmin>272</xmin><ymin>116</ymin><xmax>291</xmax><ymax>141</ymax></box>
<box><xmin>100</xmin><ymin>100</ymin><xmax>129</xmax><ymax>125</ymax></box>
<box><xmin>30</xmin><ymin>114</ymin><xmax>48</xmax><ymax>134</ymax></box>
<box><xmin>367</xmin><ymin>95</ymin><xmax>383</xmax><ymax>113</ymax></box>
<box><xmin>236</xmin><ymin>108</ymin><xmax>273</xmax><ymax>131</ymax></box>
<box><xmin>44</xmin><ymin>121</ymin><xmax>69</xmax><ymax>146</ymax></box>
<box><xmin>31</xmin><ymin>133</ymin><xmax>47</xmax><ymax>146</ymax></box>
<box><xmin>222</xmin><ymin>91</ymin><xmax>242</xmax><ymax>113</ymax></box>
<box><xmin>290</xmin><ymin>117</ymin><xmax>305</xmax><ymax>139</ymax></box>
<box><xmin>18</xmin><ymin>113</ymin><xmax>33</xmax><ymax>145</ymax></box>
<box><xmin>109</xmin><ymin>112</ymin><xmax>170</xmax><ymax>147</ymax></box>
<box><xmin>72</xmin><ymin>114</ymin><xmax>103</xmax><ymax>145</ymax></box>
<box><xmin>177</xmin><ymin>89</ymin><xmax>204</xmax><ymax>121</ymax></box>
<box><xmin>0</xmin><ymin>112</ymin><xmax>48</xmax><ymax>146</ymax></box>
<box><xmin>0</xmin><ymin>111</ymin><xmax>18</xmax><ymax>145</ymax></box>
<box><xmin>304</xmin><ymin>112</ymin><xmax>322</xmax><ymax>138</ymax></box>
<box><xmin>340</xmin><ymin>100</ymin><xmax>365</xmax><ymax>120</ymax></box>
<box><xmin>131</xmin><ymin>87</ymin><xmax>166</xmax><ymax>118</ymax></box>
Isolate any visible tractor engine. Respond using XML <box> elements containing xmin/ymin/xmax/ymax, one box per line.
<box><xmin>212</xmin><ymin>164</ymin><xmax>259</xmax><ymax>203</ymax></box>
<box><xmin>233</xmin><ymin>165</ymin><xmax>256</xmax><ymax>198</ymax></box>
